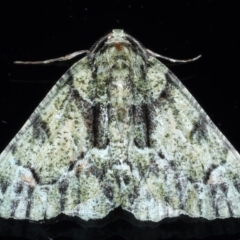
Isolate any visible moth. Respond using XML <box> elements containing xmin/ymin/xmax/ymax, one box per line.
<box><xmin>0</xmin><ymin>29</ymin><xmax>240</xmax><ymax>222</ymax></box>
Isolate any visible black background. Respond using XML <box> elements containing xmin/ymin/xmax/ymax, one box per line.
<box><xmin>0</xmin><ymin>1</ymin><xmax>240</xmax><ymax>240</ymax></box>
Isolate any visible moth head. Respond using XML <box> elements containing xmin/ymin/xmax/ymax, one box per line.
<box><xmin>106</xmin><ymin>29</ymin><xmax>128</xmax><ymax>44</ymax></box>
<box><xmin>89</xmin><ymin>29</ymin><xmax>147</xmax><ymax>58</ymax></box>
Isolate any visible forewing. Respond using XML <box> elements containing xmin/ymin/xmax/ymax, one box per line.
<box><xmin>0</xmin><ymin>57</ymin><xmax>119</xmax><ymax>220</ymax></box>
<box><xmin>123</xmin><ymin>56</ymin><xmax>240</xmax><ymax>221</ymax></box>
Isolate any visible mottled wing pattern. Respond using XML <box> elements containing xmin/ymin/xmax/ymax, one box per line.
<box><xmin>0</xmin><ymin>57</ymin><xmax>120</xmax><ymax>220</ymax></box>
<box><xmin>122</xmin><ymin>56</ymin><xmax>240</xmax><ymax>221</ymax></box>
<box><xmin>1</xmin><ymin>30</ymin><xmax>240</xmax><ymax>223</ymax></box>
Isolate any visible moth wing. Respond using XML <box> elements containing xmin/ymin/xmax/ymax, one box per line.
<box><xmin>0</xmin><ymin>57</ymin><xmax>119</xmax><ymax>220</ymax></box>
<box><xmin>123</xmin><ymin>56</ymin><xmax>240</xmax><ymax>222</ymax></box>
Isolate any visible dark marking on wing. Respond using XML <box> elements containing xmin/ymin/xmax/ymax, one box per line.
<box><xmin>68</xmin><ymin>153</ymin><xmax>85</xmax><ymax>172</ymax></box>
<box><xmin>68</xmin><ymin>161</ymin><xmax>76</xmax><ymax>171</ymax></box>
<box><xmin>146</xmin><ymin>59</ymin><xmax>155</xmax><ymax>69</ymax></box>
<box><xmin>58</xmin><ymin>179</ymin><xmax>69</xmax><ymax>196</ymax></box>
<box><xmin>30</xmin><ymin>113</ymin><xmax>41</xmax><ymax>126</ymax></box>
<box><xmin>48</xmin><ymin>179</ymin><xmax>59</xmax><ymax>185</ymax></box>
<box><xmin>190</xmin><ymin>118</ymin><xmax>207</xmax><ymax>144</ymax></box>
<box><xmin>227</xmin><ymin>201</ymin><xmax>233</xmax><ymax>217</ymax></box>
<box><xmin>123</xmin><ymin>175</ymin><xmax>130</xmax><ymax>185</ymax></box>
<box><xmin>93</xmin><ymin>104</ymin><xmax>109</xmax><ymax>149</ymax></box>
<box><xmin>145</xmin><ymin>191</ymin><xmax>152</xmax><ymax>202</ymax></box>
<box><xmin>128</xmin><ymin>186</ymin><xmax>140</xmax><ymax>204</ymax></box>
<box><xmin>6</xmin><ymin>142</ymin><xmax>17</xmax><ymax>154</ymax></box>
<box><xmin>154</xmin><ymin>81</ymin><xmax>173</xmax><ymax>108</ymax></box>
<box><xmin>148</xmin><ymin>162</ymin><xmax>160</xmax><ymax>177</ymax></box>
<box><xmin>174</xmin><ymin>173</ymin><xmax>180</xmax><ymax>180</ymax></box>
<box><xmin>175</xmin><ymin>179</ymin><xmax>182</xmax><ymax>192</ymax></box>
<box><xmin>103</xmin><ymin>185</ymin><xmax>114</xmax><ymax>201</ymax></box>
<box><xmin>210</xmin><ymin>184</ymin><xmax>218</xmax><ymax>198</ymax></box>
<box><xmin>187</xmin><ymin>176</ymin><xmax>194</xmax><ymax>184</ymax></box>
<box><xmin>197</xmin><ymin>199</ymin><xmax>203</xmax><ymax>215</ymax></box>
<box><xmin>133</xmin><ymin>104</ymin><xmax>155</xmax><ymax>148</ymax></box>
<box><xmin>15</xmin><ymin>182</ymin><xmax>24</xmax><ymax>194</ymax></box>
<box><xmin>26</xmin><ymin>186</ymin><xmax>34</xmax><ymax>218</ymax></box>
<box><xmin>158</xmin><ymin>151</ymin><xmax>165</xmax><ymax>159</ymax></box>
<box><xmin>177</xmin><ymin>179</ymin><xmax>188</xmax><ymax>210</ymax></box>
<box><xmin>28</xmin><ymin>167</ymin><xmax>40</xmax><ymax>184</ymax></box>
<box><xmin>163</xmin><ymin>71</ymin><xmax>176</xmax><ymax>94</ymax></box>
<box><xmin>140</xmin><ymin>63</ymin><xmax>147</xmax><ymax>80</ymax></box>
<box><xmin>92</xmin><ymin>104</ymin><xmax>100</xmax><ymax>147</ymax></box>
<box><xmin>219</xmin><ymin>183</ymin><xmax>228</xmax><ymax>195</ymax></box>
<box><xmin>32</xmin><ymin>114</ymin><xmax>51</xmax><ymax>143</ymax></box>
<box><xmin>159</xmin><ymin>83</ymin><xmax>172</xmax><ymax>101</ymax></box>
<box><xmin>10</xmin><ymin>200</ymin><xmax>20</xmax><ymax>217</ymax></box>
<box><xmin>79</xmin><ymin>152</ymin><xmax>85</xmax><ymax>159</ymax></box>
<box><xmin>175</xmin><ymin>178</ymin><xmax>184</xmax><ymax>211</ymax></box>
<box><xmin>71</xmin><ymin>89</ymin><xmax>95</xmax><ymax>146</ymax></box>
<box><xmin>14</xmin><ymin>159</ymin><xmax>21</xmax><ymax>166</ymax></box>
<box><xmin>72</xmin><ymin>152</ymin><xmax>86</xmax><ymax>175</ymax></box>
<box><xmin>0</xmin><ymin>179</ymin><xmax>9</xmax><ymax>194</ymax></box>
<box><xmin>125</xmin><ymin>159</ymin><xmax>133</xmax><ymax>172</ymax></box>
<box><xmin>143</xmin><ymin>104</ymin><xmax>154</xmax><ymax>147</ymax></box>
<box><xmin>203</xmin><ymin>164</ymin><xmax>218</xmax><ymax>184</ymax></box>
<box><xmin>168</xmin><ymin>160</ymin><xmax>177</xmax><ymax>170</ymax></box>
<box><xmin>179</xmin><ymin>202</ymin><xmax>184</xmax><ymax>210</ymax></box>
<box><xmin>88</xmin><ymin>165</ymin><xmax>105</xmax><ymax>181</ymax></box>
<box><xmin>234</xmin><ymin>181</ymin><xmax>240</xmax><ymax>193</ymax></box>
<box><xmin>115</xmin><ymin>174</ymin><xmax>121</xmax><ymax>188</ymax></box>
<box><xmin>164</xmin><ymin>195</ymin><xmax>169</xmax><ymax>203</ymax></box>
<box><xmin>215</xmin><ymin>204</ymin><xmax>220</xmax><ymax>217</ymax></box>
<box><xmin>193</xmin><ymin>183</ymin><xmax>199</xmax><ymax>189</ymax></box>
<box><xmin>165</xmin><ymin>70</ymin><xmax>180</xmax><ymax>87</ymax></box>
<box><xmin>58</xmin><ymin>179</ymin><xmax>69</xmax><ymax>211</ymax></box>
<box><xmin>133</xmin><ymin>105</ymin><xmax>147</xmax><ymax>149</ymax></box>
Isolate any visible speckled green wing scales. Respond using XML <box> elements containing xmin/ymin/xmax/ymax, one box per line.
<box><xmin>121</xmin><ymin>57</ymin><xmax>240</xmax><ymax>221</ymax></box>
<box><xmin>1</xmin><ymin>29</ymin><xmax>240</xmax><ymax>222</ymax></box>
<box><xmin>0</xmin><ymin>58</ymin><xmax>120</xmax><ymax>220</ymax></box>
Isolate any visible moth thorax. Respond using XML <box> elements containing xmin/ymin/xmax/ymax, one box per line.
<box><xmin>114</xmin><ymin>42</ymin><xmax>123</xmax><ymax>51</ymax></box>
<box><xmin>117</xmin><ymin>108</ymin><xmax>129</xmax><ymax>122</ymax></box>
<box><xmin>109</xmin><ymin>80</ymin><xmax>133</xmax><ymax>108</ymax></box>
<box><xmin>107</xmin><ymin>45</ymin><xmax>130</xmax><ymax>60</ymax></box>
